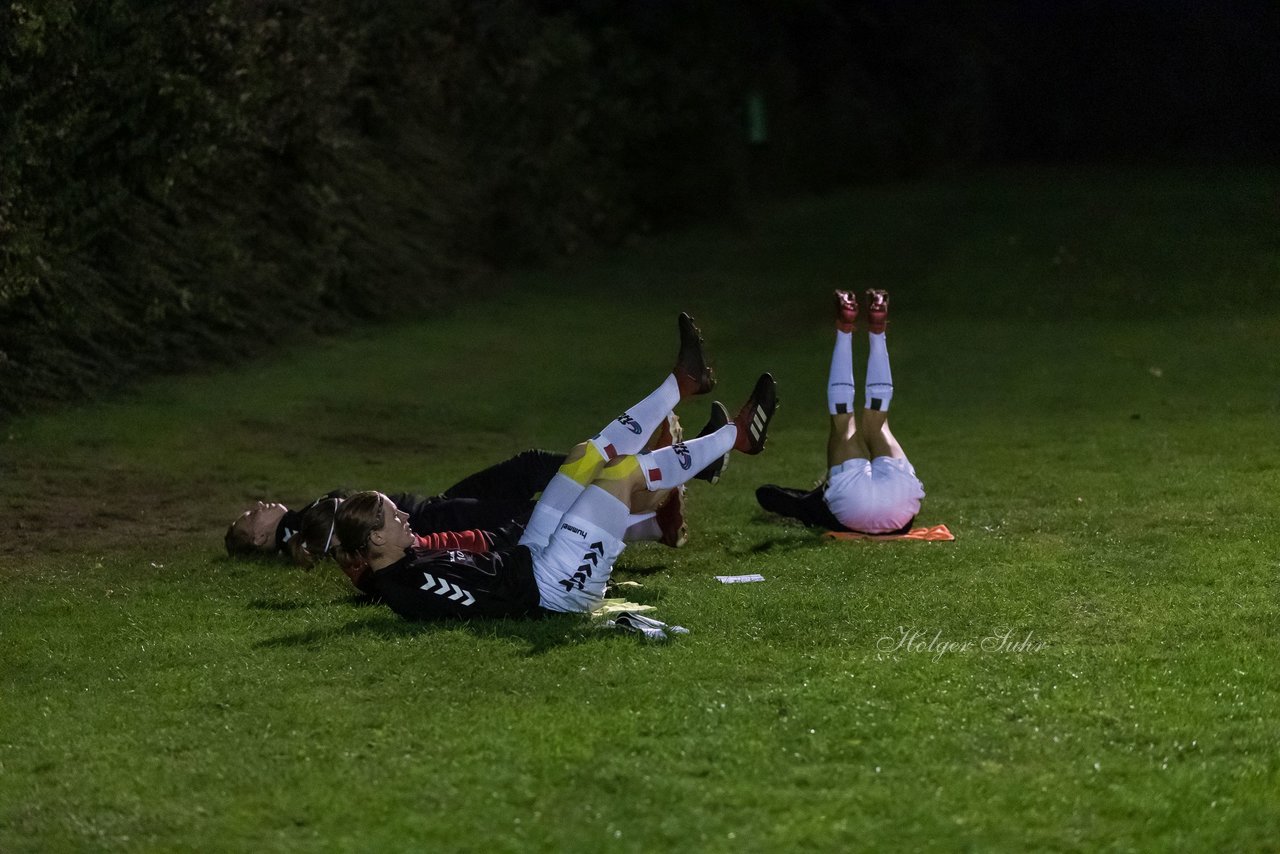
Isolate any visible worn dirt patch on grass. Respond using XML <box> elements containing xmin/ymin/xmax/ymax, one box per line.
<box><xmin>0</xmin><ymin>449</ymin><xmax>229</xmax><ymax>563</ymax></box>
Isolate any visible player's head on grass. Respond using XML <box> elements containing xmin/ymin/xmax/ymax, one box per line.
<box><xmin>224</xmin><ymin>500</ymin><xmax>288</xmax><ymax>556</ymax></box>
<box><xmin>334</xmin><ymin>491</ymin><xmax>414</xmax><ymax>573</ymax></box>
<box><xmin>288</xmin><ymin>497</ymin><xmax>343</xmax><ymax>569</ymax></box>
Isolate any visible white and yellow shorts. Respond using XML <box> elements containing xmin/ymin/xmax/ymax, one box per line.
<box><xmin>528</xmin><ymin>513</ymin><xmax>626</xmax><ymax>613</ymax></box>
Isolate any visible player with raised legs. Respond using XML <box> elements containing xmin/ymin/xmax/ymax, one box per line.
<box><xmin>756</xmin><ymin>289</ymin><xmax>924</xmax><ymax>534</ymax></box>
<box><xmin>335</xmin><ymin>314</ymin><xmax>779</xmax><ymax>620</ymax></box>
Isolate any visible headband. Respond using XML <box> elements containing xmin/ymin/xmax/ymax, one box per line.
<box><xmin>321</xmin><ymin>497</ymin><xmax>340</xmax><ymax>554</ymax></box>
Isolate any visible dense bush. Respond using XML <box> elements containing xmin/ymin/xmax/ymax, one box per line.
<box><xmin>0</xmin><ymin>2</ymin><xmax>424</xmax><ymax>412</ymax></box>
<box><xmin>0</xmin><ymin>1</ymin><xmax>747</xmax><ymax>416</ymax></box>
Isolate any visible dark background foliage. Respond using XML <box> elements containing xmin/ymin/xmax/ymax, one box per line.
<box><xmin>1</xmin><ymin>0</ymin><xmax>1277</xmax><ymax>418</ymax></box>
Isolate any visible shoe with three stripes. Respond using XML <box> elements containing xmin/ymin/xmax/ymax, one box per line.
<box><xmin>732</xmin><ymin>373</ymin><xmax>778</xmax><ymax>455</ymax></box>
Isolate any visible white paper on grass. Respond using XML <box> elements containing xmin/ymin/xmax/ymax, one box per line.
<box><xmin>716</xmin><ymin>574</ymin><xmax>765</xmax><ymax>584</ymax></box>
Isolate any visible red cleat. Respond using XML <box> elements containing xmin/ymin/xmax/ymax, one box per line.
<box><xmin>655</xmin><ymin>485</ymin><xmax>689</xmax><ymax>548</ymax></box>
<box><xmin>673</xmin><ymin>312</ymin><xmax>716</xmax><ymax>398</ymax></box>
<box><xmin>834</xmin><ymin>290</ymin><xmax>858</xmax><ymax>333</ymax></box>
<box><xmin>864</xmin><ymin>289</ymin><xmax>889</xmax><ymax>334</ymax></box>
<box><xmin>732</xmin><ymin>373</ymin><xmax>778</xmax><ymax>455</ymax></box>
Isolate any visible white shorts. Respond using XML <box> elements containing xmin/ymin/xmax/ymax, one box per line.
<box><xmin>527</xmin><ymin>512</ymin><xmax>626</xmax><ymax>613</ymax></box>
<box><xmin>824</xmin><ymin>456</ymin><xmax>925</xmax><ymax>534</ymax></box>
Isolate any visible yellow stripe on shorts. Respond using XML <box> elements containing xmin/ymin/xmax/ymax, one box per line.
<box><xmin>559</xmin><ymin>443</ymin><xmax>609</xmax><ymax>485</ymax></box>
<box><xmin>595</xmin><ymin>455</ymin><xmax>640</xmax><ymax>481</ymax></box>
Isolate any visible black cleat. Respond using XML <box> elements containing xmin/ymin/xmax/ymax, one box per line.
<box><xmin>693</xmin><ymin>401</ymin><xmax>731</xmax><ymax>484</ymax></box>
<box><xmin>673</xmin><ymin>312</ymin><xmax>716</xmax><ymax>398</ymax></box>
<box><xmin>755</xmin><ymin>484</ymin><xmax>810</xmax><ymax>516</ymax></box>
<box><xmin>733</xmin><ymin>373</ymin><xmax>778</xmax><ymax>455</ymax></box>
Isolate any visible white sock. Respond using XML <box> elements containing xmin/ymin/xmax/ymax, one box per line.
<box><xmin>638</xmin><ymin>424</ymin><xmax>737</xmax><ymax>490</ymax></box>
<box><xmin>624</xmin><ymin>513</ymin><xmax>661</xmax><ymax>542</ymax></box>
<box><xmin>865</xmin><ymin>332</ymin><xmax>893</xmax><ymax>411</ymax></box>
<box><xmin>519</xmin><ymin>473</ymin><xmax>585</xmax><ymax>549</ymax></box>
<box><xmin>588</xmin><ymin>374</ymin><xmax>680</xmax><ymax>460</ymax></box>
<box><xmin>827</xmin><ymin>330</ymin><xmax>855</xmax><ymax>415</ymax></box>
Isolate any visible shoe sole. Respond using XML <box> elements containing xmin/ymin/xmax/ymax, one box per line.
<box><xmin>864</xmin><ymin>289</ymin><xmax>889</xmax><ymax>333</ymax></box>
<box><xmin>835</xmin><ymin>290</ymin><xmax>858</xmax><ymax>329</ymax></box>
<box><xmin>676</xmin><ymin>313</ymin><xmax>716</xmax><ymax>396</ymax></box>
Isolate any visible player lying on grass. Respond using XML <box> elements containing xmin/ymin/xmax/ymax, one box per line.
<box><xmin>284</xmin><ymin>410</ymin><xmax>727</xmax><ymax>593</ymax></box>
<box><xmin>224</xmin><ymin>411</ymin><xmax>715</xmax><ymax>574</ymax></box>
<box><xmin>756</xmin><ymin>290</ymin><xmax>925</xmax><ymax>534</ymax></box>
<box><xmin>224</xmin><ymin>449</ymin><xmax>565</xmax><ymax>560</ymax></box>
<box><xmin>333</xmin><ymin>314</ymin><xmax>778</xmax><ymax>620</ymax></box>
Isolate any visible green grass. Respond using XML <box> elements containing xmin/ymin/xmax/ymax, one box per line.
<box><xmin>2</xmin><ymin>167</ymin><xmax>1279</xmax><ymax>851</ymax></box>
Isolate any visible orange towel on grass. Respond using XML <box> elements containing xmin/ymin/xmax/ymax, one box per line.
<box><xmin>824</xmin><ymin>524</ymin><xmax>955</xmax><ymax>542</ymax></box>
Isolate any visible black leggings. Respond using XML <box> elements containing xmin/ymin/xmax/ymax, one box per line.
<box><xmin>440</xmin><ymin>449</ymin><xmax>565</xmax><ymax>502</ymax></box>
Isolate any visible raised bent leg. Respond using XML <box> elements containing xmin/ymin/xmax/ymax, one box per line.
<box><xmin>520</xmin><ymin>314</ymin><xmax>717</xmax><ymax>552</ymax></box>
<box><xmin>519</xmin><ymin>442</ymin><xmax>602</xmax><ymax>549</ymax></box>
<box><xmin>860</xmin><ymin>289</ymin><xmax>905</xmax><ymax>460</ymax></box>
<box><xmin>828</xmin><ymin>412</ymin><xmax>871</xmax><ymax>468</ymax></box>
<box><xmin>827</xmin><ymin>290</ymin><xmax>870</xmax><ymax>469</ymax></box>
<box><xmin>531</xmin><ymin>408</ymin><xmax>766</xmax><ymax>612</ymax></box>
<box><xmin>529</xmin><ymin>456</ymin><xmax>682</xmax><ymax>612</ymax></box>
<box><xmin>587</xmin><ymin>313</ymin><xmax>716</xmax><ymax>464</ymax></box>
<box><xmin>859</xmin><ymin>409</ymin><xmax>907</xmax><ymax>460</ymax></box>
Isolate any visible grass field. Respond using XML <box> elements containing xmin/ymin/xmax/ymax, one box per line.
<box><xmin>2</xmin><ymin>167</ymin><xmax>1278</xmax><ymax>851</ymax></box>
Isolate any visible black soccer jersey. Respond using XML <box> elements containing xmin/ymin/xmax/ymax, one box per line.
<box><xmin>369</xmin><ymin>546</ymin><xmax>544</xmax><ymax>621</ymax></box>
